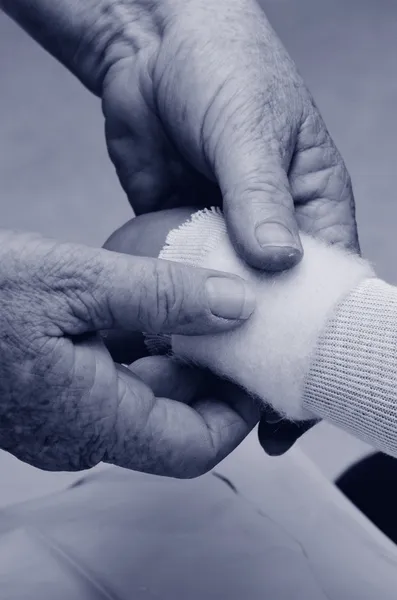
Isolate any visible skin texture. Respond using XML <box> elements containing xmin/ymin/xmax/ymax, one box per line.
<box><xmin>102</xmin><ymin>0</ymin><xmax>360</xmax><ymax>267</ymax></box>
<box><xmin>99</xmin><ymin>0</ymin><xmax>359</xmax><ymax>453</ymax></box>
<box><xmin>0</xmin><ymin>230</ymin><xmax>260</xmax><ymax>476</ymax></box>
<box><xmin>2</xmin><ymin>0</ymin><xmax>359</xmax><ymax>267</ymax></box>
<box><xmin>104</xmin><ymin>209</ymin><xmax>319</xmax><ymax>454</ymax></box>
<box><xmin>0</xmin><ymin>0</ymin><xmax>359</xmax><ymax>463</ymax></box>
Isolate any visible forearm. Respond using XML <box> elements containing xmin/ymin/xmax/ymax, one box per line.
<box><xmin>303</xmin><ymin>278</ymin><xmax>397</xmax><ymax>456</ymax></box>
<box><xmin>144</xmin><ymin>208</ymin><xmax>397</xmax><ymax>458</ymax></box>
<box><xmin>0</xmin><ymin>0</ymin><xmax>159</xmax><ymax>95</ymax></box>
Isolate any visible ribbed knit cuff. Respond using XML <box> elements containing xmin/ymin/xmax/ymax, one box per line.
<box><xmin>303</xmin><ymin>278</ymin><xmax>397</xmax><ymax>456</ymax></box>
<box><xmin>144</xmin><ymin>207</ymin><xmax>375</xmax><ymax>423</ymax></box>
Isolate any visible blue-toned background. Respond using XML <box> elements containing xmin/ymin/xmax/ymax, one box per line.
<box><xmin>0</xmin><ymin>0</ymin><xmax>393</xmax><ymax>503</ymax></box>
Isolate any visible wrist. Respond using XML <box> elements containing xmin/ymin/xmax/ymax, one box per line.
<box><xmin>145</xmin><ymin>208</ymin><xmax>375</xmax><ymax>420</ymax></box>
<box><xmin>1</xmin><ymin>0</ymin><xmax>161</xmax><ymax>96</ymax></box>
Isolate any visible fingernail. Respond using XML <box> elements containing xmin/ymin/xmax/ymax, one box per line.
<box><xmin>255</xmin><ymin>221</ymin><xmax>300</xmax><ymax>250</ymax></box>
<box><xmin>263</xmin><ymin>408</ymin><xmax>284</xmax><ymax>424</ymax></box>
<box><xmin>205</xmin><ymin>277</ymin><xmax>256</xmax><ymax>320</ymax></box>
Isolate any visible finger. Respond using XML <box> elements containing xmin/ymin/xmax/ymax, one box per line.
<box><xmin>103</xmin><ymin>61</ymin><xmax>210</xmax><ymax>215</ymax></box>
<box><xmin>130</xmin><ymin>356</ymin><xmax>260</xmax><ymax>424</ymax></box>
<box><xmin>129</xmin><ymin>355</ymin><xmax>206</xmax><ymax>404</ymax></box>
<box><xmin>188</xmin><ymin>391</ymin><xmax>260</xmax><ymax>470</ymax></box>
<box><xmin>42</xmin><ymin>239</ymin><xmax>256</xmax><ymax>337</ymax></box>
<box><xmin>101</xmin><ymin>209</ymin><xmax>199</xmax><ymax>364</ymax></box>
<box><xmin>104</xmin><ymin>365</ymin><xmax>259</xmax><ymax>477</ymax></box>
<box><xmin>258</xmin><ymin>415</ymin><xmax>317</xmax><ymax>456</ymax></box>
<box><xmin>103</xmin><ymin>60</ymin><xmax>173</xmax><ymax>215</ymax></box>
<box><xmin>212</xmin><ymin>104</ymin><xmax>303</xmax><ymax>272</ymax></box>
<box><xmin>201</xmin><ymin>377</ymin><xmax>262</xmax><ymax>430</ymax></box>
<box><xmin>290</xmin><ymin>110</ymin><xmax>360</xmax><ymax>254</ymax></box>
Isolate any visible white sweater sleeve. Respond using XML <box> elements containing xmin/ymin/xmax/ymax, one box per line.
<box><xmin>303</xmin><ymin>277</ymin><xmax>397</xmax><ymax>456</ymax></box>
<box><xmin>143</xmin><ymin>208</ymin><xmax>397</xmax><ymax>458</ymax></box>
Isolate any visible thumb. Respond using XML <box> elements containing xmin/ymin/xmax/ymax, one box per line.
<box><xmin>49</xmin><ymin>241</ymin><xmax>256</xmax><ymax>336</ymax></box>
<box><xmin>258</xmin><ymin>413</ymin><xmax>317</xmax><ymax>456</ymax></box>
<box><xmin>214</xmin><ymin>126</ymin><xmax>303</xmax><ymax>272</ymax></box>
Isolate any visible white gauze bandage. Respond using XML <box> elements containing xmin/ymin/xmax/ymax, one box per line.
<box><xmin>144</xmin><ymin>207</ymin><xmax>375</xmax><ymax>422</ymax></box>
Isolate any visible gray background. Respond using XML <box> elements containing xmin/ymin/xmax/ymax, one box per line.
<box><xmin>0</xmin><ymin>0</ymin><xmax>393</xmax><ymax>503</ymax></box>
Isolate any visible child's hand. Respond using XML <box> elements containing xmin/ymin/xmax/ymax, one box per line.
<box><xmin>105</xmin><ymin>207</ymin><xmax>197</xmax><ymax>260</ymax></box>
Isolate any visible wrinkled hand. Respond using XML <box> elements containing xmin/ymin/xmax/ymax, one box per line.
<box><xmin>103</xmin><ymin>0</ymin><xmax>359</xmax><ymax>274</ymax></box>
<box><xmin>0</xmin><ymin>230</ymin><xmax>259</xmax><ymax>476</ymax></box>
<box><xmin>2</xmin><ymin>0</ymin><xmax>359</xmax><ymax>455</ymax></box>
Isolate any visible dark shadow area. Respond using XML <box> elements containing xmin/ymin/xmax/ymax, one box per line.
<box><xmin>337</xmin><ymin>452</ymin><xmax>397</xmax><ymax>545</ymax></box>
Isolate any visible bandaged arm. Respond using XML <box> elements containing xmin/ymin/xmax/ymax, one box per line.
<box><xmin>145</xmin><ymin>208</ymin><xmax>397</xmax><ymax>458</ymax></box>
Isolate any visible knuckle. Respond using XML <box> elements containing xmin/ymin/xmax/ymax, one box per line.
<box><xmin>225</xmin><ymin>171</ymin><xmax>288</xmax><ymax>199</ymax></box>
<box><xmin>140</xmin><ymin>261</ymin><xmax>188</xmax><ymax>333</ymax></box>
<box><xmin>40</xmin><ymin>246</ymin><xmax>112</xmax><ymax>334</ymax></box>
<box><xmin>224</xmin><ymin>176</ymin><xmax>294</xmax><ymax>220</ymax></box>
<box><xmin>298</xmin><ymin>107</ymin><xmax>330</xmax><ymax>152</ymax></box>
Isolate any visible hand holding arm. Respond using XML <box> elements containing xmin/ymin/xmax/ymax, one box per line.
<box><xmin>2</xmin><ymin>0</ymin><xmax>359</xmax><ymax>271</ymax></box>
<box><xmin>105</xmin><ymin>208</ymin><xmax>397</xmax><ymax>460</ymax></box>
<box><xmin>0</xmin><ymin>229</ymin><xmax>258</xmax><ymax>476</ymax></box>
<box><xmin>149</xmin><ymin>208</ymin><xmax>397</xmax><ymax>459</ymax></box>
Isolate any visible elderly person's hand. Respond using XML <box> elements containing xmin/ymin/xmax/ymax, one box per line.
<box><xmin>2</xmin><ymin>0</ymin><xmax>359</xmax><ymax>453</ymax></box>
<box><xmin>103</xmin><ymin>0</ymin><xmax>359</xmax><ymax>262</ymax></box>
<box><xmin>2</xmin><ymin>0</ymin><xmax>358</xmax><ymax>266</ymax></box>
<box><xmin>0</xmin><ymin>230</ymin><xmax>258</xmax><ymax>475</ymax></box>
